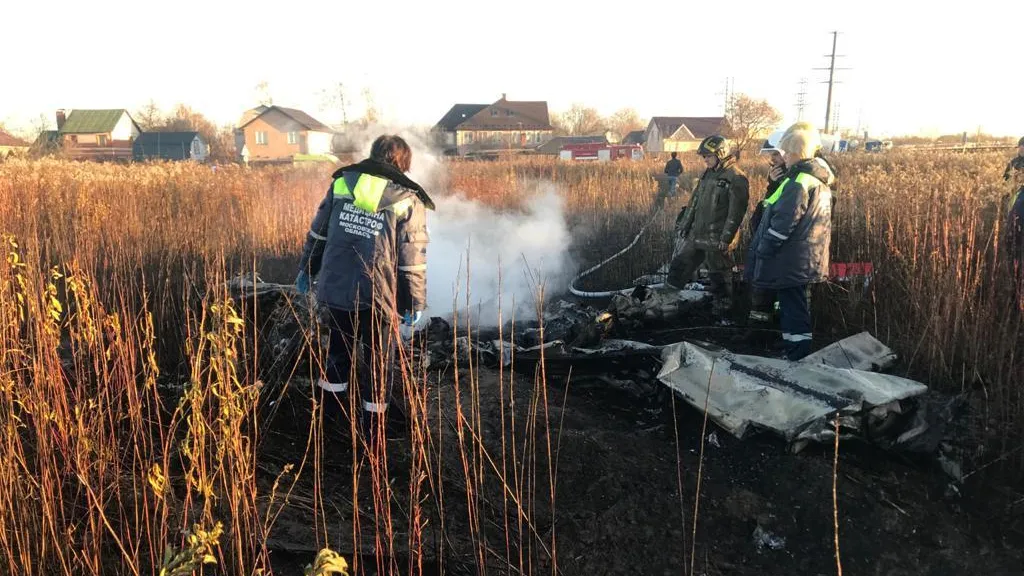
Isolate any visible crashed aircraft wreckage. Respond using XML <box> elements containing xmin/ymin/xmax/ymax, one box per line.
<box><xmin>229</xmin><ymin>275</ymin><xmax>941</xmax><ymax>455</ymax></box>
<box><xmin>657</xmin><ymin>334</ymin><xmax>928</xmax><ymax>453</ymax></box>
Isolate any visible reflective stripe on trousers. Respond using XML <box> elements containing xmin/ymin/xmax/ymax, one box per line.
<box><xmin>317</xmin><ymin>378</ymin><xmax>348</xmax><ymax>392</ymax></box>
<box><xmin>777</xmin><ymin>285</ymin><xmax>812</xmax><ymax>361</ymax></box>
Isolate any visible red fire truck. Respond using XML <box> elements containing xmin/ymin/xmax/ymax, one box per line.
<box><xmin>559</xmin><ymin>142</ymin><xmax>644</xmax><ymax>161</ymax></box>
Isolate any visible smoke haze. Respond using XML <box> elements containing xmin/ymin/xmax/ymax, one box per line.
<box><xmin>424</xmin><ymin>184</ymin><xmax>573</xmax><ymax>323</ymax></box>
<box><xmin>336</xmin><ymin>123</ymin><xmax>574</xmax><ymax>324</ymax></box>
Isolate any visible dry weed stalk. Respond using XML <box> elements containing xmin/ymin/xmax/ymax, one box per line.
<box><xmin>0</xmin><ymin>151</ymin><xmax>1020</xmax><ymax>574</ymax></box>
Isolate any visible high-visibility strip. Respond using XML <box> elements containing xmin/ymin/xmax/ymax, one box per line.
<box><xmin>352</xmin><ymin>174</ymin><xmax>389</xmax><ymax>213</ymax></box>
<box><xmin>763</xmin><ymin>171</ymin><xmax>825</xmax><ymax>206</ymax></box>
<box><xmin>308</xmin><ymin>230</ymin><xmax>327</xmax><ymax>241</ymax></box>
<box><xmin>794</xmin><ymin>172</ymin><xmax>823</xmax><ymax>187</ymax></box>
<box><xmin>317</xmin><ymin>379</ymin><xmax>348</xmax><ymax>392</ymax></box>
<box><xmin>764</xmin><ymin>178</ymin><xmax>789</xmax><ymax>205</ymax></box>
<box><xmin>387</xmin><ymin>198</ymin><xmax>414</xmax><ymax>217</ymax></box>
<box><xmin>748</xmin><ymin>311</ymin><xmax>771</xmax><ymax>322</ymax></box>
<box><xmin>398</xmin><ymin>264</ymin><xmax>427</xmax><ymax>272</ymax></box>
<box><xmin>334</xmin><ymin>174</ymin><xmax>391</xmax><ymax>212</ymax></box>
<box><xmin>363</xmin><ymin>401</ymin><xmax>387</xmax><ymax>414</ymax></box>
<box><xmin>782</xmin><ymin>333</ymin><xmax>813</xmax><ymax>342</ymax></box>
<box><xmin>767</xmin><ymin>228</ymin><xmax>789</xmax><ymax>241</ymax></box>
<box><xmin>332</xmin><ymin>178</ymin><xmax>352</xmax><ymax>198</ymax></box>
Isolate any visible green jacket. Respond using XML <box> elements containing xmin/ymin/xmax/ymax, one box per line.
<box><xmin>676</xmin><ymin>158</ymin><xmax>750</xmax><ymax>247</ymax></box>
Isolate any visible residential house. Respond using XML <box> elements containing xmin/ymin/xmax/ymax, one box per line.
<box><xmin>236</xmin><ymin>105</ymin><xmax>335</xmax><ymax>163</ymax></box>
<box><xmin>48</xmin><ymin>109</ymin><xmax>141</xmax><ymax>161</ymax></box>
<box><xmin>0</xmin><ymin>130</ymin><xmax>29</xmax><ymax>157</ymax></box>
<box><xmin>621</xmin><ymin>130</ymin><xmax>645</xmax><ymax>146</ymax></box>
<box><xmin>434</xmin><ymin>95</ymin><xmax>553</xmax><ymax>155</ymax></box>
<box><xmin>133</xmin><ymin>131</ymin><xmax>209</xmax><ymax>162</ymax></box>
<box><xmin>534</xmin><ymin>135</ymin><xmax>608</xmax><ymax>156</ymax></box>
<box><xmin>643</xmin><ymin>117</ymin><xmax>728</xmax><ymax>153</ymax></box>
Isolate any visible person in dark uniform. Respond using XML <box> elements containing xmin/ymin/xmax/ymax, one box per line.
<box><xmin>666</xmin><ymin>135</ymin><xmax>750</xmax><ymax>314</ymax></box>
<box><xmin>296</xmin><ymin>135</ymin><xmax>433</xmax><ymax>448</ymax></box>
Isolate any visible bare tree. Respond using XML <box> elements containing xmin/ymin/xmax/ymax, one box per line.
<box><xmin>158</xmin><ymin>104</ymin><xmax>236</xmax><ymax>162</ymax></box>
<box><xmin>255</xmin><ymin>81</ymin><xmax>273</xmax><ymax>106</ymax></box>
<box><xmin>319</xmin><ymin>82</ymin><xmax>349</xmax><ymax>126</ymax></box>
<box><xmin>606</xmin><ymin>108</ymin><xmax>646</xmax><ymax>140</ymax></box>
<box><xmin>360</xmin><ymin>88</ymin><xmax>379</xmax><ymax>126</ymax></box>
<box><xmin>134</xmin><ymin>99</ymin><xmax>165</xmax><ymax>131</ymax></box>
<box><xmin>726</xmin><ymin>94</ymin><xmax>783</xmax><ymax>153</ymax></box>
<box><xmin>557</xmin><ymin>103</ymin><xmax>604</xmax><ymax>136</ymax></box>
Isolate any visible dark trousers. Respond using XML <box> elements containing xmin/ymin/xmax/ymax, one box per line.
<box><xmin>777</xmin><ymin>285</ymin><xmax>812</xmax><ymax>360</ymax></box>
<box><xmin>666</xmin><ymin>240</ymin><xmax>732</xmax><ymax>294</ymax></box>
<box><xmin>747</xmin><ymin>287</ymin><xmax>777</xmax><ymax>325</ymax></box>
<box><xmin>323</xmin><ymin>306</ymin><xmax>396</xmax><ymax>417</ymax></box>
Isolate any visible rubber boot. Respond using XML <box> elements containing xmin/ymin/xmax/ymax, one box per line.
<box><xmin>360</xmin><ymin>410</ymin><xmax>387</xmax><ymax>454</ymax></box>
<box><xmin>318</xmin><ymin>387</ymin><xmax>351</xmax><ymax>432</ymax></box>
<box><xmin>708</xmin><ymin>273</ymin><xmax>732</xmax><ymax>319</ymax></box>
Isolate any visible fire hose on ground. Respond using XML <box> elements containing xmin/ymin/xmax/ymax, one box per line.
<box><xmin>569</xmin><ymin>204</ymin><xmax>670</xmax><ymax>299</ymax></box>
<box><xmin>567</xmin><ymin>195</ymin><xmax>874</xmax><ymax>300</ymax></box>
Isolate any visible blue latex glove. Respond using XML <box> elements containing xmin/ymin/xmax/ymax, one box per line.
<box><xmin>402</xmin><ymin>310</ymin><xmax>423</xmax><ymax>326</ymax></box>
<box><xmin>295</xmin><ymin>271</ymin><xmax>310</xmax><ymax>294</ymax></box>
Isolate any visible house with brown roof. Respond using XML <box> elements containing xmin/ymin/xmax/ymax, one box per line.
<box><xmin>0</xmin><ymin>130</ymin><xmax>30</xmax><ymax>158</ymax></box>
<box><xmin>236</xmin><ymin>105</ymin><xmax>335</xmax><ymax>164</ymax></box>
<box><xmin>643</xmin><ymin>116</ymin><xmax>728</xmax><ymax>153</ymax></box>
<box><xmin>433</xmin><ymin>95</ymin><xmax>553</xmax><ymax>156</ymax></box>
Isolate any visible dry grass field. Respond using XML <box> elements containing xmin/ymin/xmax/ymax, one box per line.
<box><xmin>0</xmin><ymin>151</ymin><xmax>1020</xmax><ymax>574</ymax></box>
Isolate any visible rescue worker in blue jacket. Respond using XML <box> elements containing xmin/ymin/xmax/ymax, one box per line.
<box><xmin>749</xmin><ymin>123</ymin><xmax>833</xmax><ymax>360</ymax></box>
<box><xmin>746</xmin><ymin>132</ymin><xmax>788</xmax><ymax>330</ymax></box>
<box><xmin>746</xmin><ymin>125</ymin><xmax>837</xmax><ymax>334</ymax></box>
<box><xmin>295</xmin><ymin>135</ymin><xmax>433</xmax><ymax>446</ymax></box>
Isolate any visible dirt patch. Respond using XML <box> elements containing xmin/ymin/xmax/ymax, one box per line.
<box><xmin>256</xmin><ymin>350</ymin><xmax>1022</xmax><ymax>575</ymax></box>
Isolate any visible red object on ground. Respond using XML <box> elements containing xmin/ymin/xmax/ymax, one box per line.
<box><xmin>734</xmin><ymin>262</ymin><xmax>874</xmax><ymax>280</ymax></box>
<box><xmin>829</xmin><ymin>262</ymin><xmax>874</xmax><ymax>280</ymax></box>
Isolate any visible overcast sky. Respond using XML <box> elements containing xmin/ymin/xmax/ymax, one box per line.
<box><xmin>3</xmin><ymin>0</ymin><xmax>1022</xmax><ymax>138</ymax></box>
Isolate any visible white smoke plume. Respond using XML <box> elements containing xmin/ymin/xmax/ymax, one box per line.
<box><xmin>424</xmin><ymin>184</ymin><xmax>574</xmax><ymax>324</ymax></box>
<box><xmin>336</xmin><ymin>123</ymin><xmax>574</xmax><ymax>324</ymax></box>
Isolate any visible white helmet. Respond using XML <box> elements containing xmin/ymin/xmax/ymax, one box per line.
<box><xmin>759</xmin><ymin>130</ymin><xmax>785</xmax><ymax>155</ymax></box>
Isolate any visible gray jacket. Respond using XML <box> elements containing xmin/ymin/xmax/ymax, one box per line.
<box><xmin>298</xmin><ymin>160</ymin><xmax>431</xmax><ymax>315</ymax></box>
<box><xmin>750</xmin><ymin>159</ymin><xmax>833</xmax><ymax>289</ymax></box>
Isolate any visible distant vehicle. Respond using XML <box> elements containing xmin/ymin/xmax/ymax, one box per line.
<box><xmin>864</xmin><ymin>140</ymin><xmax>893</xmax><ymax>153</ymax></box>
<box><xmin>559</xmin><ymin>142</ymin><xmax>643</xmax><ymax>161</ymax></box>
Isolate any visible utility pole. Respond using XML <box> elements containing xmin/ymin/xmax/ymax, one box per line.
<box><xmin>718</xmin><ymin>77</ymin><xmax>735</xmax><ymax>116</ymax></box>
<box><xmin>796</xmin><ymin>78</ymin><xmax>808</xmax><ymax>121</ymax></box>
<box><xmin>824</xmin><ymin>32</ymin><xmax>838</xmax><ymax>133</ymax></box>
<box><xmin>814</xmin><ymin>31</ymin><xmax>850</xmax><ymax>134</ymax></box>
